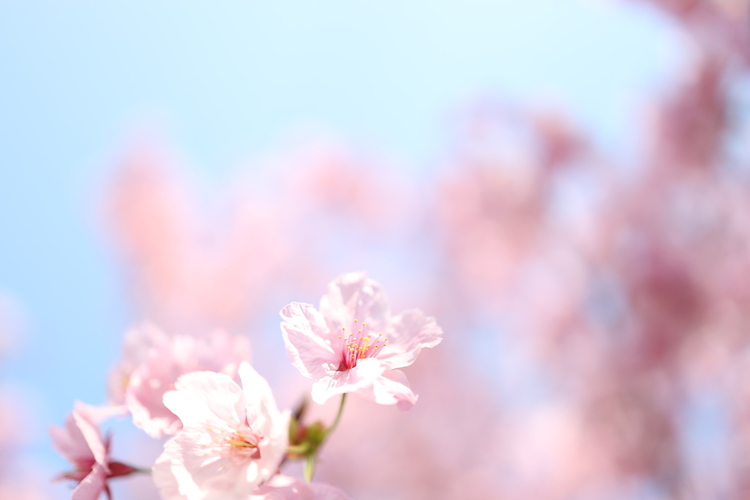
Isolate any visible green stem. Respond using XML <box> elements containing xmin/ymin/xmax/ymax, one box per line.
<box><xmin>304</xmin><ymin>455</ymin><xmax>316</xmax><ymax>483</ymax></box>
<box><xmin>303</xmin><ymin>393</ymin><xmax>348</xmax><ymax>483</ymax></box>
<box><xmin>286</xmin><ymin>444</ymin><xmax>309</xmax><ymax>455</ymax></box>
<box><xmin>326</xmin><ymin>393</ymin><xmax>347</xmax><ymax>438</ymax></box>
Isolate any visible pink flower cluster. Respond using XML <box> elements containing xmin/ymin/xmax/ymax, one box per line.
<box><xmin>52</xmin><ymin>273</ymin><xmax>441</xmax><ymax>499</ymax></box>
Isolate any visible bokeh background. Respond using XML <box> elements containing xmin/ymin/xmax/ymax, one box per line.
<box><xmin>2</xmin><ymin>0</ymin><xmax>749</xmax><ymax>498</ymax></box>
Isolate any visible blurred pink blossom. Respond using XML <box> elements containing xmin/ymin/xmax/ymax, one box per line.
<box><xmin>109</xmin><ymin>324</ymin><xmax>251</xmax><ymax>438</ymax></box>
<box><xmin>107</xmin><ymin>150</ymin><xmax>293</xmax><ymax>336</ymax></box>
<box><xmin>85</xmin><ymin>0</ymin><xmax>750</xmax><ymax>497</ymax></box>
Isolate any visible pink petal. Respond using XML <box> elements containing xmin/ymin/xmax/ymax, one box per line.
<box><xmin>71</xmin><ymin>404</ymin><xmax>109</xmax><ymax>469</ymax></box>
<box><xmin>377</xmin><ymin>309</ymin><xmax>443</xmax><ymax>369</ymax></box>
<box><xmin>50</xmin><ymin>420</ymin><xmax>92</xmax><ymax>465</ymax></box>
<box><xmin>308</xmin><ymin>482</ymin><xmax>354</xmax><ymax>500</ymax></box>
<box><xmin>108</xmin><ymin>324</ymin><xmax>168</xmax><ymax>405</ymax></box>
<box><xmin>124</xmin><ymin>331</ymin><xmax>252</xmax><ymax>438</ymax></box>
<box><xmin>164</xmin><ymin>371</ymin><xmax>244</xmax><ymax>430</ymax></box>
<box><xmin>155</xmin><ymin>429</ymin><xmax>273</xmax><ymax>499</ymax></box>
<box><xmin>238</xmin><ymin>362</ymin><xmax>279</xmax><ymax>418</ymax></box>
<box><xmin>152</xmin><ymin>438</ymin><xmax>203</xmax><ymax>500</ymax></box>
<box><xmin>238</xmin><ymin>363</ymin><xmax>291</xmax><ymax>480</ymax></box>
<box><xmin>319</xmin><ymin>272</ymin><xmax>390</xmax><ymax>332</ymax></box>
<box><xmin>70</xmin><ymin>463</ymin><xmax>107</xmax><ymax>500</ymax></box>
<box><xmin>310</xmin><ymin>358</ymin><xmax>385</xmax><ymax>405</ymax></box>
<box><xmin>281</xmin><ymin>302</ymin><xmax>338</xmax><ymax>379</ymax></box>
<box><xmin>154</xmin><ymin>431</ymin><xmax>244</xmax><ymax>500</ymax></box>
<box><xmin>181</xmin><ymin>439</ymin><xmax>247</xmax><ymax>492</ymax></box>
<box><xmin>127</xmin><ymin>361</ymin><xmax>183</xmax><ymax>438</ymax></box>
<box><xmin>367</xmin><ymin>369</ymin><xmax>418</xmax><ymax>411</ymax></box>
<box><xmin>250</xmin><ymin>475</ymin><xmax>352</xmax><ymax>500</ymax></box>
<box><xmin>50</xmin><ymin>403</ymin><xmax>109</xmax><ymax>470</ymax></box>
<box><xmin>83</xmin><ymin>404</ymin><xmax>128</xmax><ymax>423</ymax></box>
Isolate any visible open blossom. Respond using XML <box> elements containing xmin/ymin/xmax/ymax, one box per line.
<box><xmin>153</xmin><ymin>362</ymin><xmax>289</xmax><ymax>500</ymax></box>
<box><xmin>249</xmin><ymin>475</ymin><xmax>352</xmax><ymax>500</ymax></box>
<box><xmin>49</xmin><ymin>402</ymin><xmax>136</xmax><ymax>500</ymax></box>
<box><xmin>108</xmin><ymin>324</ymin><xmax>251</xmax><ymax>438</ymax></box>
<box><xmin>280</xmin><ymin>271</ymin><xmax>443</xmax><ymax>410</ymax></box>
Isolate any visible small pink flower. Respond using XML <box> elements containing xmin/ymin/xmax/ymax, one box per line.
<box><xmin>153</xmin><ymin>362</ymin><xmax>289</xmax><ymax>500</ymax></box>
<box><xmin>280</xmin><ymin>271</ymin><xmax>443</xmax><ymax>410</ymax></box>
<box><xmin>109</xmin><ymin>324</ymin><xmax>251</xmax><ymax>438</ymax></box>
<box><xmin>50</xmin><ymin>402</ymin><xmax>136</xmax><ymax>500</ymax></box>
<box><xmin>249</xmin><ymin>475</ymin><xmax>352</xmax><ymax>500</ymax></box>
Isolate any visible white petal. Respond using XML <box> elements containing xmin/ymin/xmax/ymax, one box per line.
<box><xmin>377</xmin><ymin>309</ymin><xmax>443</xmax><ymax>369</ymax></box>
<box><xmin>365</xmin><ymin>369</ymin><xmax>418</xmax><ymax>410</ymax></box>
<box><xmin>319</xmin><ymin>272</ymin><xmax>390</xmax><ymax>332</ymax></box>
<box><xmin>310</xmin><ymin>358</ymin><xmax>385</xmax><ymax>405</ymax></box>
<box><xmin>238</xmin><ymin>362</ymin><xmax>276</xmax><ymax>417</ymax></box>
<box><xmin>165</xmin><ymin>371</ymin><xmax>244</xmax><ymax>429</ymax></box>
<box><xmin>280</xmin><ymin>302</ymin><xmax>338</xmax><ymax>379</ymax></box>
<box><xmin>153</xmin><ymin>437</ymin><xmax>200</xmax><ymax>500</ymax></box>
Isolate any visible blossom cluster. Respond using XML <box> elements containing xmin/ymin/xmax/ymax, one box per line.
<box><xmin>51</xmin><ymin>272</ymin><xmax>442</xmax><ymax>499</ymax></box>
<box><xmin>35</xmin><ymin>0</ymin><xmax>750</xmax><ymax>499</ymax></box>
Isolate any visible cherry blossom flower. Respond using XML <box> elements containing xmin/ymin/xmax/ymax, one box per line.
<box><xmin>153</xmin><ymin>361</ymin><xmax>288</xmax><ymax>500</ymax></box>
<box><xmin>108</xmin><ymin>324</ymin><xmax>251</xmax><ymax>438</ymax></box>
<box><xmin>249</xmin><ymin>475</ymin><xmax>352</xmax><ymax>500</ymax></box>
<box><xmin>280</xmin><ymin>271</ymin><xmax>442</xmax><ymax>410</ymax></box>
<box><xmin>50</xmin><ymin>402</ymin><xmax>136</xmax><ymax>500</ymax></box>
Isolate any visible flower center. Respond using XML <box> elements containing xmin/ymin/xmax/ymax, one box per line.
<box><xmin>336</xmin><ymin>318</ymin><xmax>388</xmax><ymax>370</ymax></box>
<box><xmin>208</xmin><ymin>419</ymin><xmax>263</xmax><ymax>464</ymax></box>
